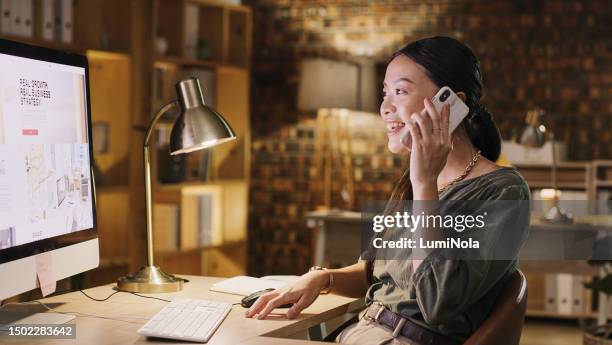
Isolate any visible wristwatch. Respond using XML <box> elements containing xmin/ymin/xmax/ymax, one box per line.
<box><xmin>309</xmin><ymin>266</ymin><xmax>334</xmax><ymax>294</ymax></box>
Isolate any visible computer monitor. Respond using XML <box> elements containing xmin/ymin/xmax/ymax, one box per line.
<box><xmin>0</xmin><ymin>39</ymin><xmax>98</xmax><ymax>301</ymax></box>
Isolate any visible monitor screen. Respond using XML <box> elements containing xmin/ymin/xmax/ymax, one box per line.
<box><xmin>0</xmin><ymin>46</ymin><xmax>95</xmax><ymax>254</ymax></box>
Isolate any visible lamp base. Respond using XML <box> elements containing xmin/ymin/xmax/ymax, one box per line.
<box><xmin>542</xmin><ymin>205</ymin><xmax>573</xmax><ymax>224</ymax></box>
<box><xmin>116</xmin><ymin>265</ymin><xmax>184</xmax><ymax>293</ymax></box>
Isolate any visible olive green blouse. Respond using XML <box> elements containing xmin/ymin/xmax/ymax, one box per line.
<box><xmin>364</xmin><ymin>167</ymin><xmax>531</xmax><ymax>342</ymax></box>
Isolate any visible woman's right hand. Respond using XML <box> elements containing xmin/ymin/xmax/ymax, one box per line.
<box><xmin>244</xmin><ymin>270</ymin><xmax>330</xmax><ymax>320</ymax></box>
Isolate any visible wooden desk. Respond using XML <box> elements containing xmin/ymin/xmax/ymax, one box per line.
<box><xmin>2</xmin><ymin>276</ymin><xmax>362</xmax><ymax>344</ymax></box>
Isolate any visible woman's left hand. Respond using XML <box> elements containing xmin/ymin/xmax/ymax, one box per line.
<box><xmin>401</xmin><ymin>98</ymin><xmax>452</xmax><ymax>193</ymax></box>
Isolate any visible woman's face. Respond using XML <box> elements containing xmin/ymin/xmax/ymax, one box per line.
<box><xmin>381</xmin><ymin>54</ymin><xmax>439</xmax><ymax>154</ymax></box>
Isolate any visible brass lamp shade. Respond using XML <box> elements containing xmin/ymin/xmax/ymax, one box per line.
<box><xmin>170</xmin><ymin>78</ymin><xmax>236</xmax><ymax>155</ymax></box>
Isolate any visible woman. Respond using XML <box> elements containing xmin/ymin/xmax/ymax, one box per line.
<box><xmin>246</xmin><ymin>36</ymin><xmax>530</xmax><ymax>345</ymax></box>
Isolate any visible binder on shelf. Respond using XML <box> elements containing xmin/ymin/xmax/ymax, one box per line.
<box><xmin>0</xmin><ymin>0</ymin><xmax>11</xmax><ymax>35</ymax></box>
<box><xmin>40</xmin><ymin>0</ymin><xmax>54</xmax><ymax>41</ymax></box>
<box><xmin>572</xmin><ymin>275</ymin><xmax>585</xmax><ymax>315</ymax></box>
<box><xmin>52</xmin><ymin>0</ymin><xmax>61</xmax><ymax>42</ymax></box>
<box><xmin>60</xmin><ymin>0</ymin><xmax>72</xmax><ymax>43</ymax></box>
<box><xmin>557</xmin><ymin>273</ymin><xmax>573</xmax><ymax>314</ymax></box>
<box><xmin>184</xmin><ymin>3</ymin><xmax>199</xmax><ymax>59</ymax></box>
<box><xmin>544</xmin><ymin>273</ymin><xmax>557</xmax><ymax>313</ymax></box>
<box><xmin>21</xmin><ymin>0</ymin><xmax>32</xmax><ymax>38</ymax></box>
<box><xmin>12</xmin><ymin>0</ymin><xmax>22</xmax><ymax>36</ymax></box>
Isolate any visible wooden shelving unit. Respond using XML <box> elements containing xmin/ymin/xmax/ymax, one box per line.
<box><xmin>516</xmin><ymin>161</ymin><xmax>612</xmax><ymax>200</ymax></box>
<box><xmin>150</xmin><ymin>0</ymin><xmax>252</xmax><ymax>277</ymax></box>
<box><xmin>515</xmin><ymin>162</ymin><xmax>612</xmax><ymax>320</ymax></box>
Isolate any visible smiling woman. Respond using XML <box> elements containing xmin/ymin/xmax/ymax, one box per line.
<box><xmin>245</xmin><ymin>36</ymin><xmax>530</xmax><ymax>345</ymax></box>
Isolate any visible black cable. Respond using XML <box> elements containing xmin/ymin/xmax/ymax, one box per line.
<box><xmin>80</xmin><ymin>289</ymin><xmax>120</xmax><ymax>301</ymax></box>
<box><xmin>79</xmin><ymin>289</ymin><xmax>170</xmax><ymax>303</ymax></box>
<box><xmin>127</xmin><ymin>291</ymin><xmax>171</xmax><ymax>303</ymax></box>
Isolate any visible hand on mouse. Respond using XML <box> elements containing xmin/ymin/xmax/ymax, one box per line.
<box><xmin>244</xmin><ymin>270</ymin><xmax>330</xmax><ymax>320</ymax></box>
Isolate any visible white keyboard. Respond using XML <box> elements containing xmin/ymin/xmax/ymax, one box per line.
<box><xmin>138</xmin><ymin>298</ymin><xmax>232</xmax><ymax>343</ymax></box>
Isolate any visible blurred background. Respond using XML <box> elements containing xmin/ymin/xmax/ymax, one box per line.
<box><xmin>0</xmin><ymin>0</ymin><xmax>610</xmax><ymax>344</ymax></box>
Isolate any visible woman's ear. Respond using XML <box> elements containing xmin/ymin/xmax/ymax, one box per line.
<box><xmin>456</xmin><ymin>92</ymin><xmax>467</xmax><ymax>102</ymax></box>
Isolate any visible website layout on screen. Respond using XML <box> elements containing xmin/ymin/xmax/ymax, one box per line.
<box><xmin>0</xmin><ymin>53</ymin><xmax>94</xmax><ymax>250</ymax></box>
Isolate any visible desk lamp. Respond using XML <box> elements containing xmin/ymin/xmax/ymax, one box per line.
<box><xmin>117</xmin><ymin>77</ymin><xmax>235</xmax><ymax>292</ymax></box>
<box><xmin>514</xmin><ymin>108</ymin><xmax>573</xmax><ymax>224</ymax></box>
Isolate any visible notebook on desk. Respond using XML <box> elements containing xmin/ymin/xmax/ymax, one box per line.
<box><xmin>210</xmin><ymin>276</ymin><xmax>298</xmax><ymax>296</ymax></box>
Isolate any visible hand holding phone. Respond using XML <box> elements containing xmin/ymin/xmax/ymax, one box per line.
<box><xmin>401</xmin><ymin>86</ymin><xmax>469</xmax><ymax>148</ymax></box>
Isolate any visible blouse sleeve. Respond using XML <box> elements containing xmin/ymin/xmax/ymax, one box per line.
<box><xmin>408</xmin><ymin>184</ymin><xmax>530</xmax><ymax>326</ymax></box>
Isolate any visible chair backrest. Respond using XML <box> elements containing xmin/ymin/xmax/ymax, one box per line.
<box><xmin>464</xmin><ymin>270</ymin><xmax>528</xmax><ymax>345</ymax></box>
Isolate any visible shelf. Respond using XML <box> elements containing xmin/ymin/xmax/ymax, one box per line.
<box><xmin>0</xmin><ymin>34</ymin><xmax>86</xmax><ymax>53</ymax></box>
<box><xmin>155</xmin><ymin>56</ymin><xmax>249</xmax><ymax>71</ymax></box>
<box><xmin>189</xmin><ymin>0</ymin><xmax>251</xmax><ymax>12</ymax></box>
<box><xmin>95</xmin><ymin>185</ymin><xmax>130</xmax><ymax>194</ymax></box>
<box><xmin>526</xmin><ymin>309</ymin><xmax>596</xmax><ymax>319</ymax></box>
<box><xmin>523</xmin><ymin>181</ymin><xmax>587</xmax><ymax>189</ymax></box>
<box><xmin>155</xmin><ymin>56</ymin><xmax>223</xmax><ymax>69</ymax></box>
<box><xmin>156</xmin><ymin>180</ymin><xmax>247</xmax><ymax>190</ymax></box>
<box><xmin>156</xmin><ymin>0</ymin><xmax>251</xmax><ymax>68</ymax></box>
<box><xmin>98</xmin><ymin>257</ymin><xmax>131</xmax><ymax>267</ymax></box>
<box><xmin>594</xmin><ymin>180</ymin><xmax>612</xmax><ymax>187</ymax></box>
<box><xmin>514</xmin><ymin>162</ymin><xmax>591</xmax><ymax>169</ymax></box>
<box><xmin>519</xmin><ymin>261</ymin><xmax>598</xmax><ymax>275</ymax></box>
<box><xmin>155</xmin><ymin>239</ymin><xmax>246</xmax><ymax>256</ymax></box>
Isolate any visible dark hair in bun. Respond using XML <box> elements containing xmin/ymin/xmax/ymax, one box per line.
<box><xmin>391</xmin><ymin>36</ymin><xmax>502</xmax><ymax>162</ymax></box>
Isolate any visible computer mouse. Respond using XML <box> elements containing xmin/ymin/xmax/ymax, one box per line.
<box><xmin>241</xmin><ymin>288</ymin><xmax>293</xmax><ymax>309</ymax></box>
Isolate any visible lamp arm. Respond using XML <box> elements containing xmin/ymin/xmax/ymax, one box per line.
<box><xmin>144</xmin><ymin>101</ymin><xmax>179</xmax><ymax>148</ymax></box>
<box><xmin>143</xmin><ymin>100</ymin><xmax>178</xmax><ymax>267</ymax></box>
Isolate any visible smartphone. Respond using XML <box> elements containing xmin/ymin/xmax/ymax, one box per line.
<box><xmin>401</xmin><ymin>86</ymin><xmax>469</xmax><ymax>147</ymax></box>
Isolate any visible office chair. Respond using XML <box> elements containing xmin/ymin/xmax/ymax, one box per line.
<box><xmin>464</xmin><ymin>269</ymin><xmax>528</xmax><ymax>345</ymax></box>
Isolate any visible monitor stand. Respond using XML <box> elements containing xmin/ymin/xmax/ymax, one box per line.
<box><xmin>0</xmin><ymin>302</ymin><xmax>75</xmax><ymax>328</ymax></box>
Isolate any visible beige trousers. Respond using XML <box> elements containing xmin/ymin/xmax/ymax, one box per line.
<box><xmin>336</xmin><ymin>317</ymin><xmax>414</xmax><ymax>345</ymax></box>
